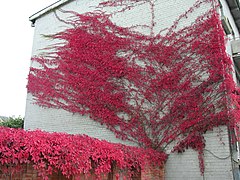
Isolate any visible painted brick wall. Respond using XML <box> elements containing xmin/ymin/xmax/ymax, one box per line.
<box><xmin>25</xmin><ymin>0</ymin><xmax>239</xmax><ymax>179</ymax></box>
<box><xmin>165</xmin><ymin>126</ymin><xmax>234</xmax><ymax>180</ymax></box>
<box><xmin>25</xmin><ymin>0</ymin><xmax>211</xmax><ymax>145</ymax></box>
<box><xmin>25</xmin><ymin>94</ymin><xmax>134</xmax><ymax>145</ymax></box>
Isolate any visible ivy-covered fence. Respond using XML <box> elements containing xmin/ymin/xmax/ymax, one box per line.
<box><xmin>0</xmin><ymin>127</ymin><xmax>166</xmax><ymax>180</ymax></box>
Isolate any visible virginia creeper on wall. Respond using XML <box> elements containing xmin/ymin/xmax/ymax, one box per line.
<box><xmin>27</xmin><ymin>0</ymin><xmax>240</xmax><ymax>174</ymax></box>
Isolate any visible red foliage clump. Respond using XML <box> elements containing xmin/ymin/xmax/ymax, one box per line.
<box><xmin>0</xmin><ymin>127</ymin><xmax>166</xmax><ymax>179</ymax></box>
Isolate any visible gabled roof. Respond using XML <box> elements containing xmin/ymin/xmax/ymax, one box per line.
<box><xmin>29</xmin><ymin>0</ymin><xmax>74</xmax><ymax>24</ymax></box>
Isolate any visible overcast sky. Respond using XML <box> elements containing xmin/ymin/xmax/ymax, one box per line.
<box><xmin>0</xmin><ymin>0</ymin><xmax>56</xmax><ymax>117</ymax></box>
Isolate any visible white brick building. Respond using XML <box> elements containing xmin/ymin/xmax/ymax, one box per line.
<box><xmin>25</xmin><ymin>0</ymin><xmax>240</xmax><ymax>179</ymax></box>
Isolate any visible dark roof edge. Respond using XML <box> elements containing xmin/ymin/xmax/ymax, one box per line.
<box><xmin>29</xmin><ymin>0</ymin><xmax>73</xmax><ymax>23</ymax></box>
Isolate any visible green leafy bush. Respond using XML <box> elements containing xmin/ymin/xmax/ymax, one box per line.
<box><xmin>0</xmin><ymin>117</ymin><xmax>24</xmax><ymax>128</ymax></box>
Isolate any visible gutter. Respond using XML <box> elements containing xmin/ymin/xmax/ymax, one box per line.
<box><xmin>29</xmin><ymin>0</ymin><xmax>73</xmax><ymax>26</ymax></box>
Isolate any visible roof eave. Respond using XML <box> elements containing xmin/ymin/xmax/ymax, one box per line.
<box><xmin>29</xmin><ymin>0</ymin><xmax>73</xmax><ymax>24</ymax></box>
<box><xmin>29</xmin><ymin>0</ymin><xmax>240</xmax><ymax>33</ymax></box>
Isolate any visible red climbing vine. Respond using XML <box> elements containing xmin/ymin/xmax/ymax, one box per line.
<box><xmin>0</xmin><ymin>127</ymin><xmax>166</xmax><ymax>179</ymax></box>
<box><xmin>27</xmin><ymin>0</ymin><xmax>240</xmax><ymax>174</ymax></box>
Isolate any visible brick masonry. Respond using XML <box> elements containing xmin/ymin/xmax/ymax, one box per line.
<box><xmin>0</xmin><ymin>164</ymin><xmax>165</xmax><ymax>180</ymax></box>
<box><xmin>25</xmin><ymin>0</ymin><xmax>240</xmax><ymax>179</ymax></box>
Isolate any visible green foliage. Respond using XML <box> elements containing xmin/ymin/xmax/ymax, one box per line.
<box><xmin>0</xmin><ymin>117</ymin><xmax>24</xmax><ymax>129</ymax></box>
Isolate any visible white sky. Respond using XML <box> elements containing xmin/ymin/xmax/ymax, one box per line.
<box><xmin>0</xmin><ymin>0</ymin><xmax>57</xmax><ymax>117</ymax></box>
